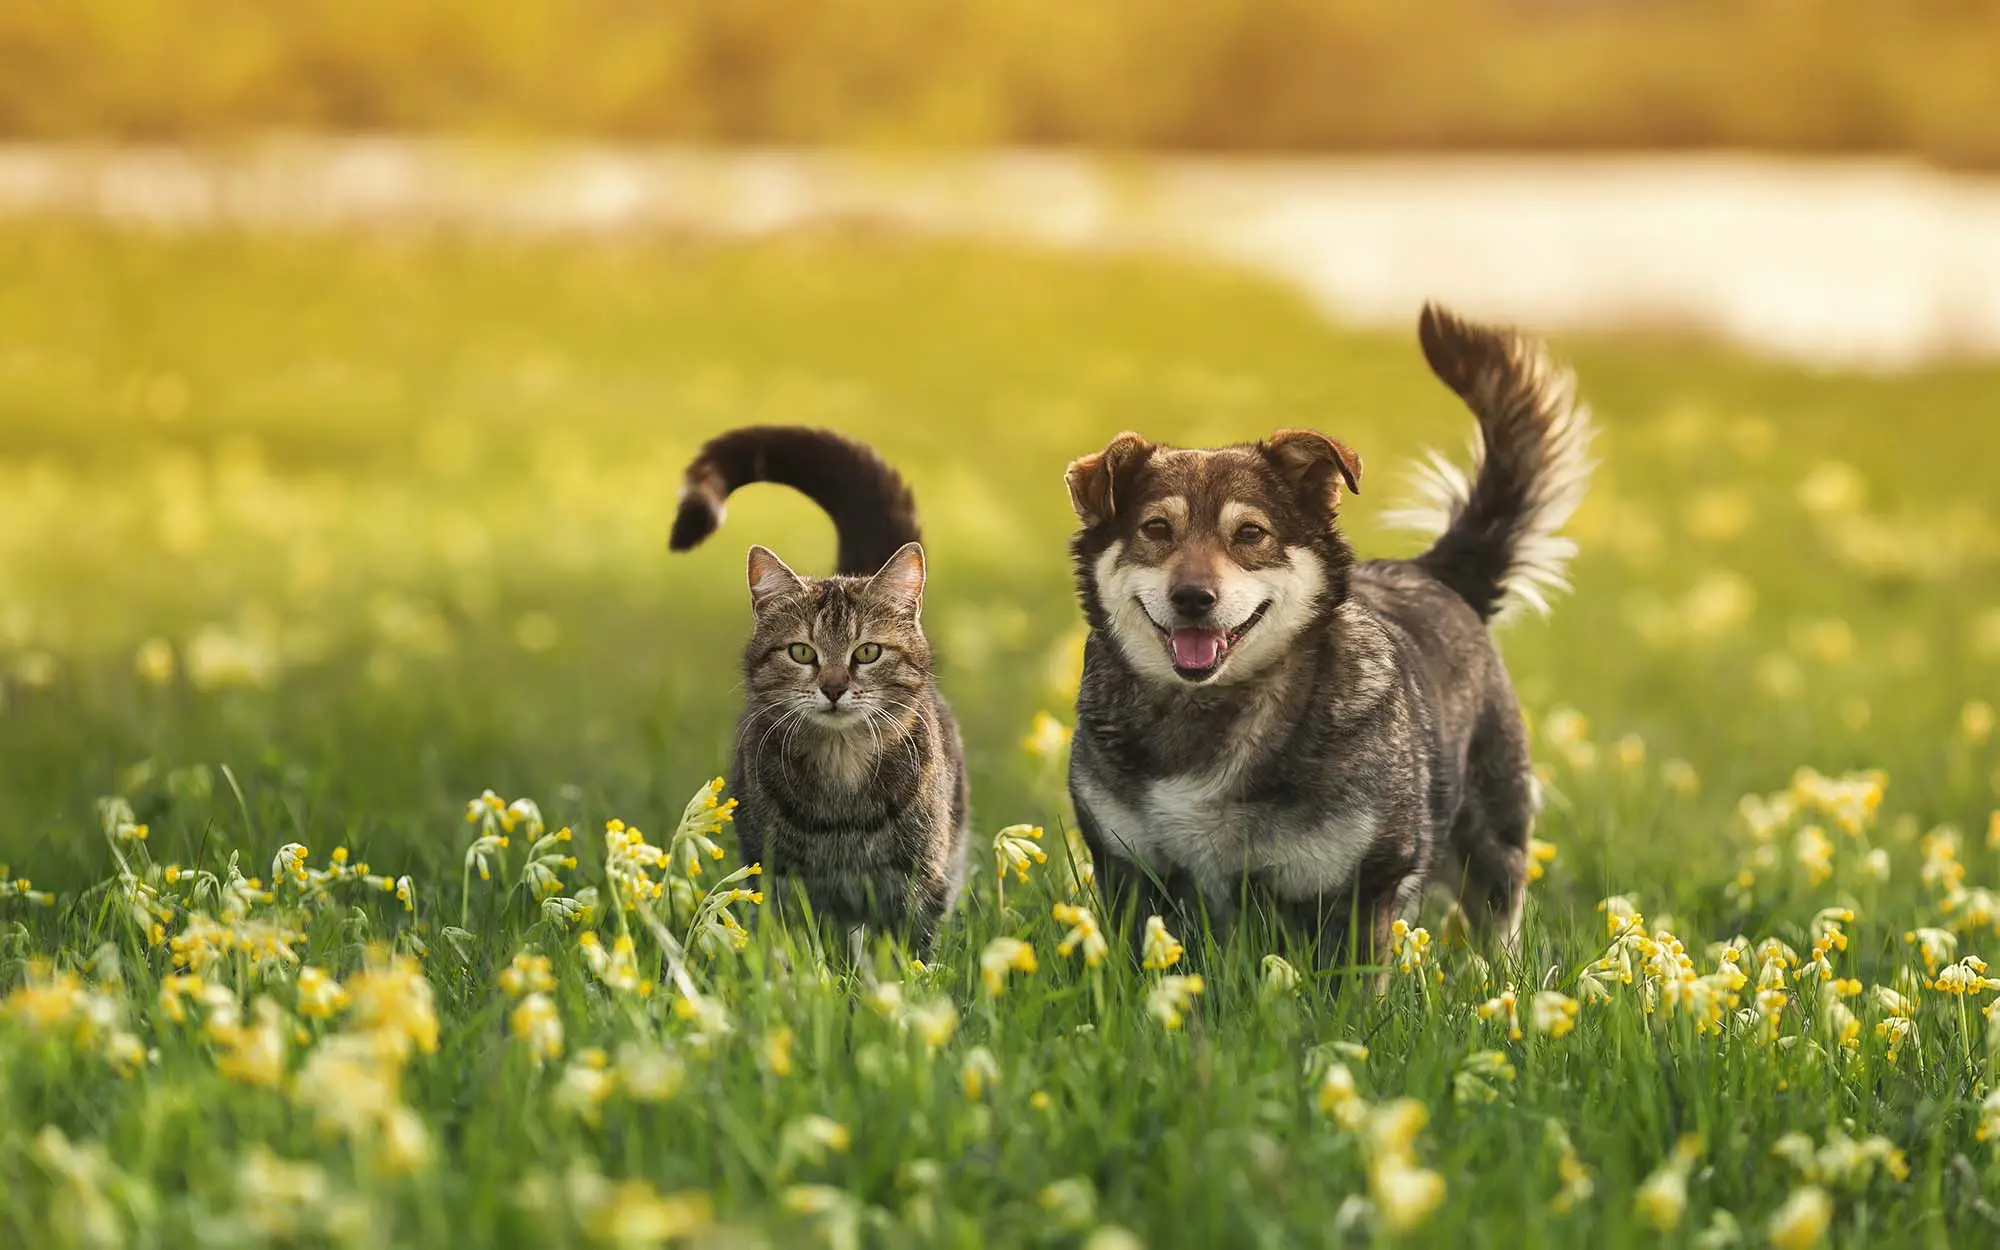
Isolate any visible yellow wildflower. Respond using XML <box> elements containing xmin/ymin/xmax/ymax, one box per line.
<box><xmin>1052</xmin><ymin>902</ymin><xmax>1109</xmax><ymax>967</ymax></box>
<box><xmin>1531</xmin><ymin>990</ymin><xmax>1580</xmax><ymax>1038</ymax></box>
<box><xmin>1261</xmin><ymin>954</ymin><xmax>1301</xmax><ymax>995</ymax></box>
<box><xmin>763</xmin><ymin>1028</ymin><xmax>794</xmax><ymax>1079</ymax></box>
<box><xmin>1317</xmin><ymin>1062</ymin><xmax>1368</xmax><ymax>1130</ymax></box>
<box><xmin>1634</xmin><ymin>1135</ymin><xmax>1702</xmax><ymax>1233</ymax></box>
<box><xmin>497</xmin><ymin>952</ymin><xmax>556</xmax><ymax>998</ymax></box>
<box><xmin>1390</xmin><ymin>919</ymin><xmax>1433</xmax><ymax>976</ymax></box>
<box><xmin>1140</xmin><ymin>916</ymin><xmax>1185</xmax><ymax>971</ymax></box>
<box><xmin>1023</xmin><ymin>711</ymin><xmax>1073</xmax><ymax>761</ymax></box>
<box><xmin>1370</xmin><ymin>1155</ymin><xmax>1446</xmax><ymax>1233</ymax></box>
<box><xmin>1964</xmin><ymin>700</ymin><xmax>1996</xmax><ymax>745</ymax></box>
<box><xmin>1767</xmin><ymin>1186</ymin><xmax>1832</xmax><ymax>1250</ymax></box>
<box><xmin>509</xmin><ymin>993</ymin><xmax>564</xmax><ymax>1066</ymax></box>
<box><xmin>294</xmin><ymin>966</ymin><xmax>348</xmax><ymax>1021</ymax></box>
<box><xmin>993</xmin><ymin>825</ymin><xmax>1047</xmax><ymax>884</ymax></box>
<box><xmin>979</xmin><ymin>937</ymin><xmax>1039</xmax><ymax>997</ymax></box>
<box><xmin>1146</xmin><ymin>974</ymin><xmax>1205</xmax><ymax>1031</ymax></box>
<box><xmin>1478</xmin><ymin>988</ymin><xmax>1523</xmax><ymax>1040</ymax></box>
<box><xmin>1527</xmin><ymin>838</ymin><xmax>1557</xmax><ymax>883</ymax></box>
<box><xmin>960</xmin><ymin>1046</ymin><xmax>1000</xmax><ymax>1101</ymax></box>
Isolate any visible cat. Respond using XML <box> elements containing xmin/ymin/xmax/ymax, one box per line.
<box><xmin>671</xmin><ymin>426</ymin><xmax>970</xmax><ymax>951</ymax></box>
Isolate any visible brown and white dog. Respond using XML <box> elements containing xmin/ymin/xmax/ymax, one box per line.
<box><xmin>1062</xmin><ymin>304</ymin><xmax>1594</xmax><ymax>970</ymax></box>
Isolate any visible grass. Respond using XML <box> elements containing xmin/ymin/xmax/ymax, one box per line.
<box><xmin>1</xmin><ymin>221</ymin><xmax>1999</xmax><ymax>1247</ymax></box>
<box><xmin>4</xmin><ymin>2</ymin><xmax>2000</xmax><ymax>166</ymax></box>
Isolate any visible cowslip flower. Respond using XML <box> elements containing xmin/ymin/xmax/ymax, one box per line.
<box><xmin>670</xmin><ymin>779</ymin><xmax>735</xmax><ymax>878</ymax></box>
<box><xmin>343</xmin><ymin>948</ymin><xmax>440</xmax><ymax>1057</ymax></box>
<box><xmin>1478</xmin><ymin>988</ymin><xmax>1523</xmax><ymax>1040</ymax></box>
<box><xmin>1906</xmin><ymin>927</ymin><xmax>1958</xmax><ymax>974</ymax></box>
<box><xmin>578</xmin><ymin>931</ymin><xmax>652</xmax><ymax>999</ymax></box>
<box><xmin>1598</xmin><ymin>895</ymin><xmax>1643</xmax><ymax>938</ymax></box>
<box><xmin>1921</xmin><ymin>830</ymin><xmax>1967</xmax><ymax>896</ymax></box>
<box><xmin>1317</xmin><ymin>1063</ymin><xmax>1367</xmax><ymax>1130</ymax></box>
<box><xmin>1037</xmin><ymin>1178</ymin><xmax>1096</xmax><ymax>1230</ymax></box>
<box><xmin>777</xmin><ymin>1115</ymin><xmax>851</xmax><ymax>1174</ymax></box>
<box><xmin>294</xmin><ymin>966</ymin><xmax>348</xmax><ymax>1021</ymax></box>
<box><xmin>1023</xmin><ymin>712</ymin><xmax>1072</xmax><ymax>761</ymax></box>
<box><xmin>553</xmin><ymin>1056</ymin><xmax>617</xmax><ymax>1125</ymax></box>
<box><xmin>1527</xmin><ymin>838</ymin><xmax>1558</xmax><ymax>883</ymax></box>
<box><xmin>1390</xmin><ymin>920</ymin><xmax>1433</xmax><ymax>977</ymax></box>
<box><xmin>979</xmin><ymin>938</ymin><xmax>1039</xmax><ymax>997</ymax></box>
<box><xmin>1052</xmin><ymin>902</ymin><xmax>1109</xmax><ymax>967</ymax></box>
<box><xmin>1531</xmin><ymin>990</ymin><xmax>1579</xmax><ymax>1038</ymax></box>
<box><xmin>1453</xmin><ymin>1049</ymin><xmax>1517</xmax><ymax>1106</ymax></box>
<box><xmin>1872</xmin><ymin>984</ymin><xmax>1920</xmax><ymax>1056</ymax></box>
<box><xmin>1370</xmin><ymin>1155</ymin><xmax>1446</xmax><ymax>1232</ymax></box>
<box><xmin>1965</xmin><ymin>700</ymin><xmax>1996</xmax><ymax>745</ymax></box>
<box><xmin>1767</xmin><ymin>1186</ymin><xmax>1832</xmax><ymax>1250</ymax></box>
<box><xmin>1977</xmin><ymin>1090</ymin><xmax>2000</xmax><ymax>1146</ymax></box>
<box><xmin>213</xmin><ymin>998</ymin><xmax>288</xmax><ymax>1088</ymax></box>
<box><xmin>509</xmin><ymin>993</ymin><xmax>564</xmax><ymax>1065</ymax></box>
<box><xmin>586</xmin><ymin>1180</ymin><xmax>715</xmax><ymax>1246</ymax></box>
<box><xmin>1547</xmin><ymin>1121</ymin><xmax>1594</xmax><ymax>1214</ymax></box>
<box><xmin>1635</xmin><ymin>1135</ymin><xmax>1702</xmax><ymax>1232</ymax></box>
<box><xmin>762</xmin><ymin>1028</ymin><xmax>794</xmax><ymax>1079</ymax></box>
<box><xmin>616</xmin><ymin>1044</ymin><xmax>686</xmax><ymax>1103</ymax></box>
<box><xmin>1141</xmin><ymin>916</ymin><xmax>1184</xmax><ymax>971</ymax></box>
<box><xmin>1794</xmin><ymin>826</ymin><xmax>1834</xmax><ymax>886</ymax></box>
<box><xmin>1261</xmin><ymin>954</ymin><xmax>1301</xmax><ymax>995</ymax></box>
<box><xmin>1146</xmin><ymin>974</ymin><xmax>1205</xmax><ymax>1031</ymax></box>
<box><xmin>497</xmin><ymin>952</ymin><xmax>556</xmax><ymax>998</ymax></box>
<box><xmin>993</xmin><ymin>825</ymin><xmax>1047</xmax><ymax>884</ymax></box>
<box><xmin>902</xmin><ymin>998</ymin><xmax>960</xmax><ymax>1052</ymax></box>
<box><xmin>960</xmin><ymin>1046</ymin><xmax>1000</xmax><ymax>1100</ymax></box>
<box><xmin>1931</xmin><ymin>955</ymin><xmax>2000</xmax><ymax>996</ymax></box>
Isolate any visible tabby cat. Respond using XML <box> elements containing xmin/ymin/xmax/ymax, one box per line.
<box><xmin>671</xmin><ymin>426</ymin><xmax>969</xmax><ymax>950</ymax></box>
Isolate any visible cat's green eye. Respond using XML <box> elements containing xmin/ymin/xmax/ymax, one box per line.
<box><xmin>853</xmin><ymin>642</ymin><xmax>883</xmax><ymax>664</ymax></box>
<box><xmin>786</xmin><ymin>643</ymin><xmax>818</xmax><ymax>665</ymax></box>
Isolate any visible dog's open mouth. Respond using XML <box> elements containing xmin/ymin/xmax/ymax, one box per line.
<box><xmin>1154</xmin><ymin>601</ymin><xmax>1270</xmax><ymax>681</ymax></box>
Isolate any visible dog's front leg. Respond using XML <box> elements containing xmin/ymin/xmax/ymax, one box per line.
<box><xmin>1070</xmin><ymin>799</ymin><xmax>1197</xmax><ymax>965</ymax></box>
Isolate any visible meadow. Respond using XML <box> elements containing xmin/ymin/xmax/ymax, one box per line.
<box><xmin>1</xmin><ymin>220</ymin><xmax>1999</xmax><ymax>1247</ymax></box>
<box><xmin>6</xmin><ymin>1</ymin><xmax>2000</xmax><ymax>167</ymax></box>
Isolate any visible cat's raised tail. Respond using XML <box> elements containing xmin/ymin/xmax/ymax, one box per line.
<box><xmin>670</xmin><ymin>426</ymin><xmax>921</xmax><ymax>576</ymax></box>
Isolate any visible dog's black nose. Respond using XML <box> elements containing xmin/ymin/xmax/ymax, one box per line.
<box><xmin>1170</xmin><ymin>584</ymin><xmax>1218</xmax><ymax>617</ymax></box>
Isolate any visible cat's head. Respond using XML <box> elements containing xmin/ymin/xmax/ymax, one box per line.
<box><xmin>741</xmin><ymin>542</ymin><xmax>933</xmax><ymax>731</ymax></box>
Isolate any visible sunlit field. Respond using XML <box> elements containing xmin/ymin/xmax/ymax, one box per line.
<box><xmin>3</xmin><ymin>222</ymin><xmax>2000</xmax><ymax>1248</ymax></box>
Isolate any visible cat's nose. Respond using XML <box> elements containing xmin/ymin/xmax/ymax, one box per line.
<box><xmin>819</xmin><ymin>676</ymin><xmax>850</xmax><ymax>704</ymax></box>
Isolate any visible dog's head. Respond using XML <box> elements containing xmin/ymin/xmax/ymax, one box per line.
<box><xmin>1065</xmin><ymin>429</ymin><xmax>1360</xmax><ymax>686</ymax></box>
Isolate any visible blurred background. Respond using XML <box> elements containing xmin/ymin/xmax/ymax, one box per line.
<box><xmin>1</xmin><ymin>1</ymin><xmax>1996</xmax><ymax>900</ymax></box>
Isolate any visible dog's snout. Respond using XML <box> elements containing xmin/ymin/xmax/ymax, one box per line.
<box><xmin>1170</xmin><ymin>584</ymin><xmax>1219</xmax><ymax>617</ymax></box>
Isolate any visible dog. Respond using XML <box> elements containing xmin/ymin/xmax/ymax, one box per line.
<box><xmin>1062</xmin><ymin>303</ymin><xmax>1593</xmax><ymax>970</ymax></box>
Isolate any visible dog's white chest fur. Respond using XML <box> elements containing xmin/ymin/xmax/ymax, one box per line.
<box><xmin>1077</xmin><ymin>765</ymin><xmax>1379</xmax><ymax>917</ymax></box>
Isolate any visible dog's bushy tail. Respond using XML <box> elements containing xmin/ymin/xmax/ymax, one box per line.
<box><xmin>1388</xmin><ymin>303</ymin><xmax>1596</xmax><ymax>621</ymax></box>
<box><xmin>670</xmin><ymin>426</ymin><xmax>920</xmax><ymax>575</ymax></box>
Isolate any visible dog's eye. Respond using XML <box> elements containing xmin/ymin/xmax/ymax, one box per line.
<box><xmin>1234</xmin><ymin>523</ymin><xmax>1268</xmax><ymax>545</ymax></box>
<box><xmin>852</xmin><ymin>642</ymin><xmax>882</xmax><ymax>664</ymax></box>
<box><xmin>1139</xmin><ymin>518</ymin><xmax>1173</xmax><ymax>541</ymax></box>
<box><xmin>786</xmin><ymin>643</ymin><xmax>818</xmax><ymax>665</ymax></box>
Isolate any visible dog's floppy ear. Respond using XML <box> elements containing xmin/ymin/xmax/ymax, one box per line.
<box><xmin>1064</xmin><ymin>432</ymin><xmax>1152</xmax><ymax>526</ymax></box>
<box><xmin>1263</xmin><ymin>428</ymin><xmax>1361</xmax><ymax>510</ymax></box>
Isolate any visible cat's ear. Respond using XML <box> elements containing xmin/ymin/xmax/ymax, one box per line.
<box><xmin>746</xmin><ymin>545</ymin><xmax>805</xmax><ymax>610</ymax></box>
<box><xmin>868</xmin><ymin>542</ymin><xmax>926</xmax><ymax>614</ymax></box>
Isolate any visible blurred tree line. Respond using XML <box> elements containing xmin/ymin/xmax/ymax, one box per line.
<box><xmin>4</xmin><ymin>0</ymin><xmax>1996</xmax><ymax>164</ymax></box>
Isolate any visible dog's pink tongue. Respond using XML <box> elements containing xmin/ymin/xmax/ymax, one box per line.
<box><xmin>1170</xmin><ymin>628</ymin><xmax>1227</xmax><ymax>670</ymax></box>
